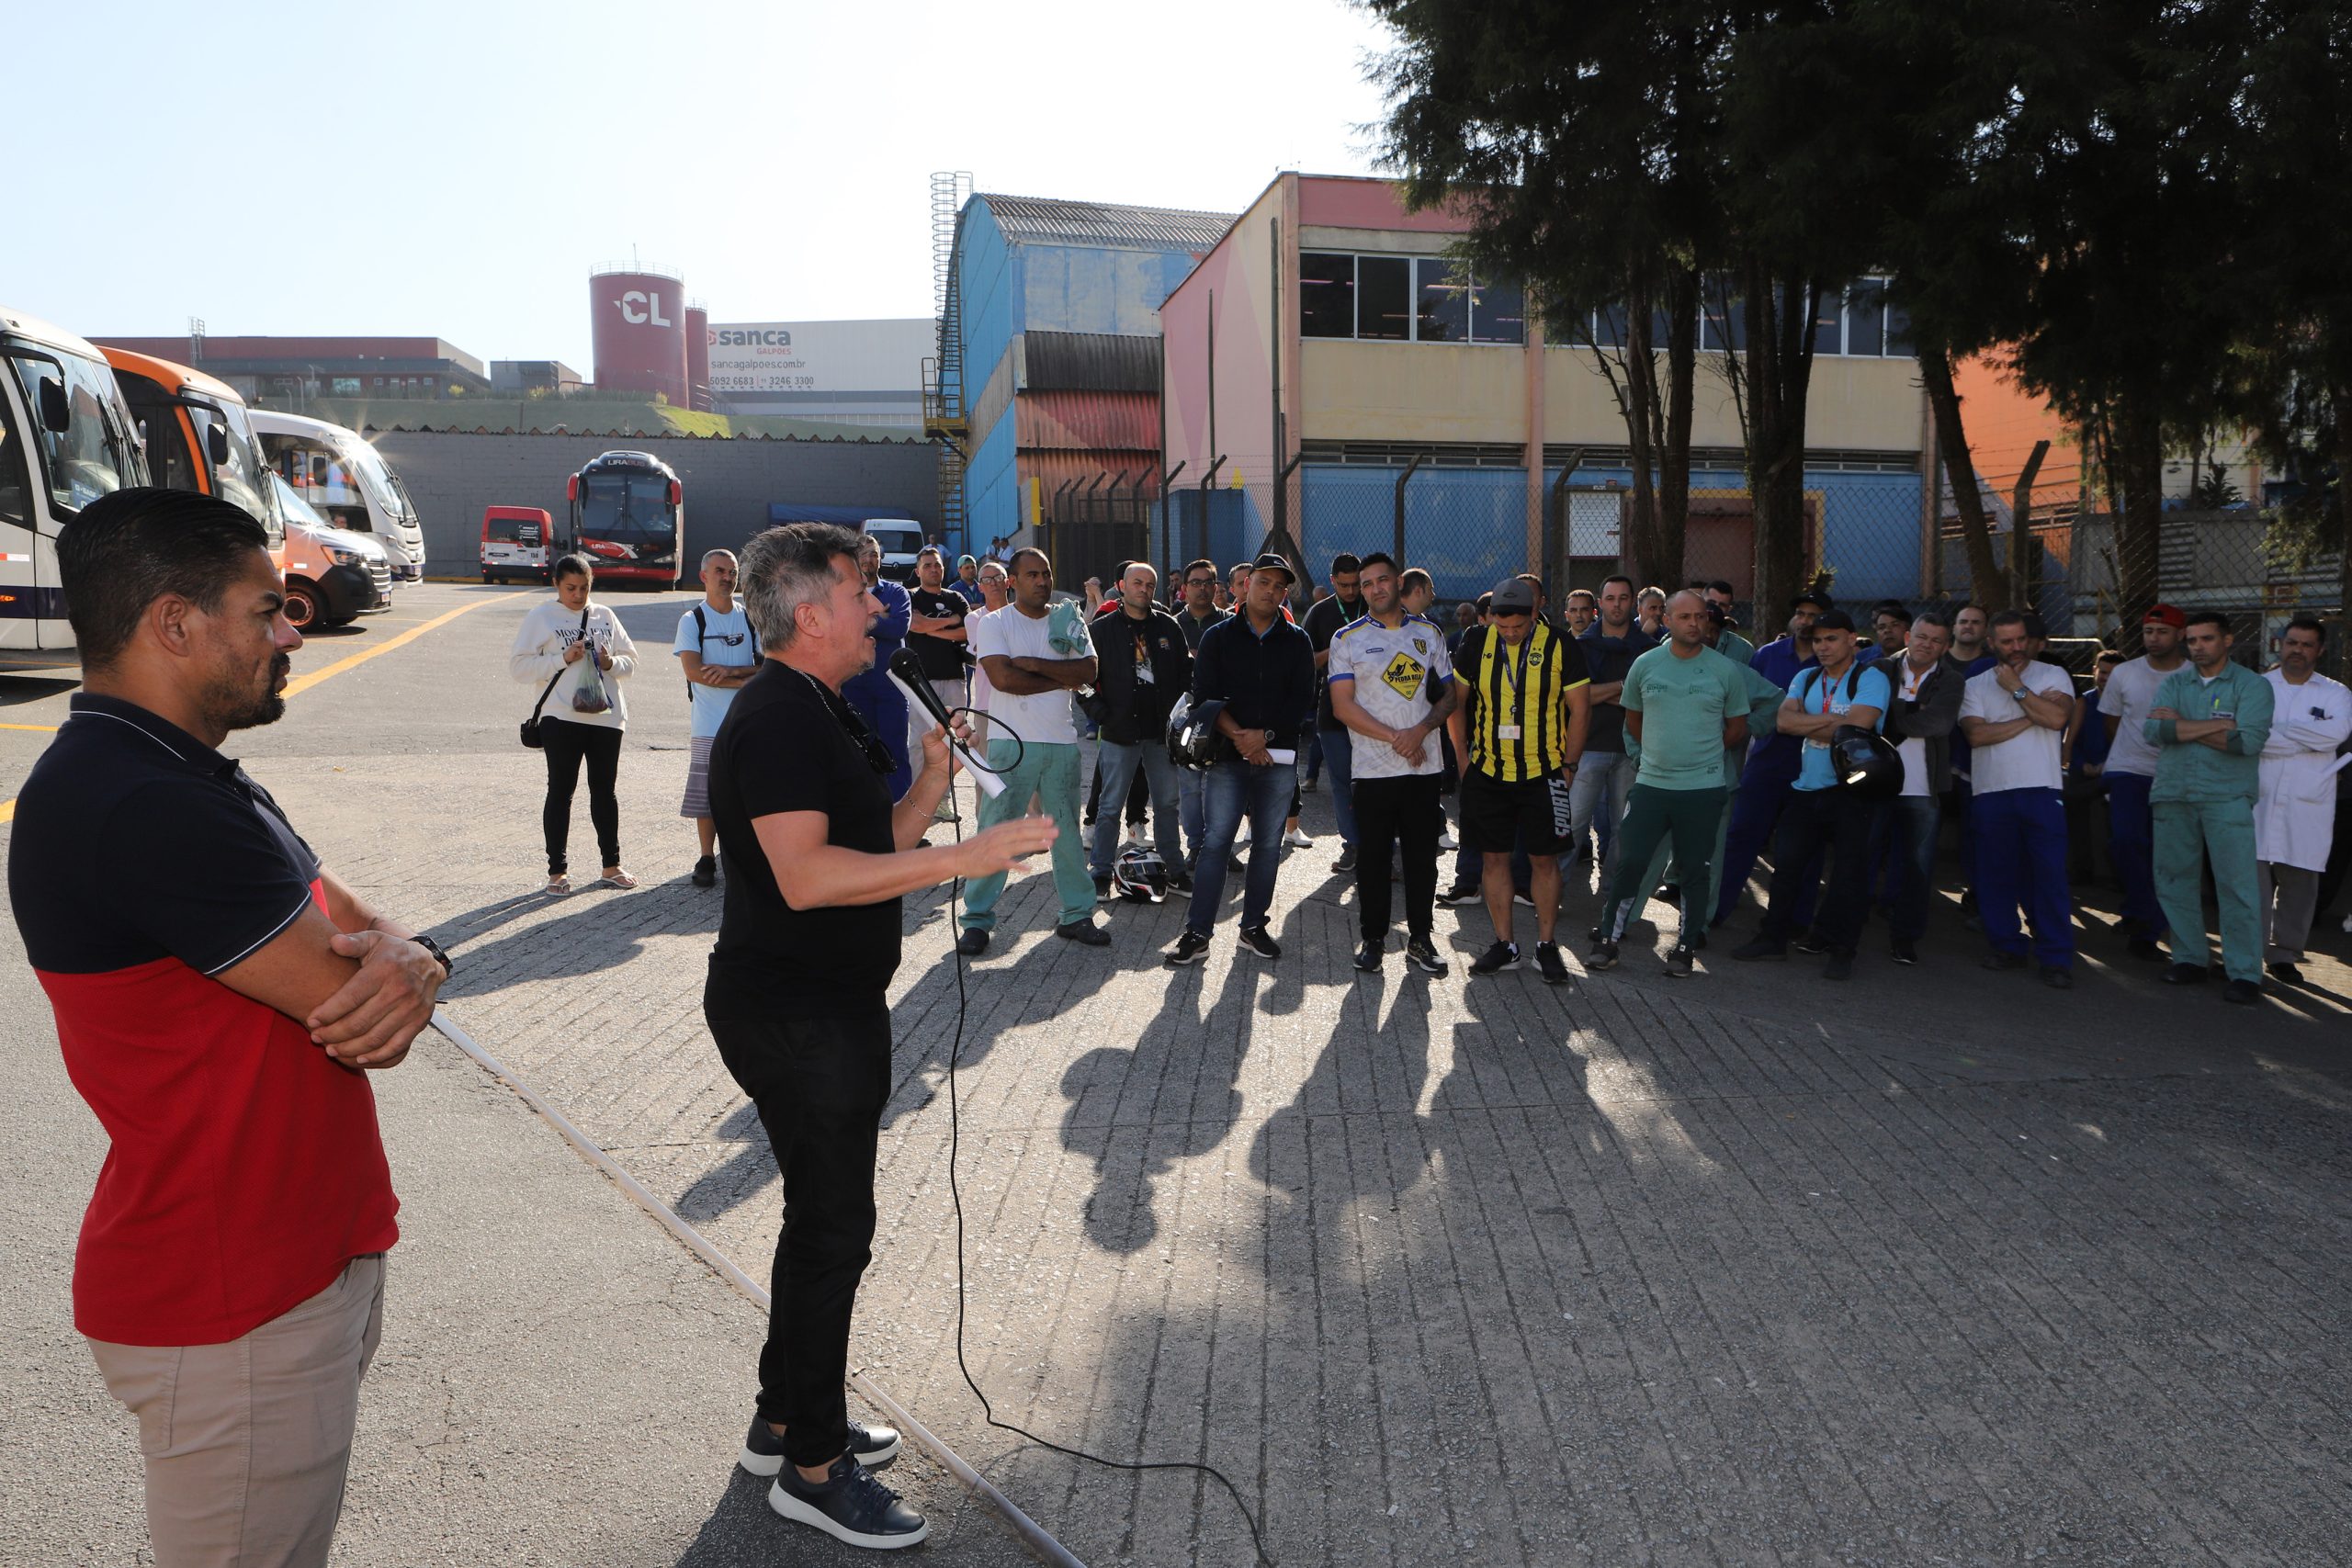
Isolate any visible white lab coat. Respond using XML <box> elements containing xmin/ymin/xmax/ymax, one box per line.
<box><xmin>2255</xmin><ymin>669</ymin><xmax>2352</xmax><ymax>870</ymax></box>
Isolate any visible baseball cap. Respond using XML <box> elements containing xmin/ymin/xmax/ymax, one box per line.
<box><xmin>1809</xmin><ymin>609</ymin><xmax>1858</xmax><ymax>634</ymax></box>
<box><xmin>1791</xmin><ymin>590</ymin><xmax>1833</xmax><ymax>614</ymax></box>
<box><xmin>1249</xmin><ymin>552</ymin><xmax>1297</xmax><ymax>585</ymax></box>
<box><xmin>2143</xmin><ymin>603</ymin><xmax>2187</xmax><ymax>627</ymax></box>
<box><xmin>1490</xmin><ymin>579</ymin><xmax>1538</xmax><ymax>614</ymax></box>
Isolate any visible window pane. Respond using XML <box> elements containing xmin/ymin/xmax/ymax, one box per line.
<box><xmin>1470</xmin><ymin>274</ymin><xmax>1526</xmax><ymax>344</ymax></box>
<box><xmin>1357</xmin><ymin>255</ymin><xmax>1412</xmax><ymax>341</ymax></box>
<box><xmin>1885</xmin><ymin>294</ymin><xmax>1913</xmax><ymax>356</ymax></box>
<box><xmin>1845</xmin><ymin>279</ymin><xmax>1886</xmax><ymax>356</ymax></box>
<box><xmin>1700</xmin><ymin>278</ymin><xmax>1747</xmax><ymax>352</ymax></box>
<box><xmin>1415</xmin><ymin>258</ymin><xmax>1468</xmax><ymax>342</ymax></box>
<box><xmin>1810</xmin><ymin>287</ymin><xmax>1843</xmax><ymax>355</ymax></box>
<box><xmin>1299</xmin><ymin>253</ymin><xmax>1355</xmax><ymax>338</ymax></box>
<box><xmin>1593</xmin><ymin>304</ymin><xmax>1626</xmax><ymax>347</ymax></box>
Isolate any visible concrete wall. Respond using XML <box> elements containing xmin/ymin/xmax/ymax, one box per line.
<box><xmin>372</xmin><ymin>431</ymin><xmax>938</xmax><ymax>579</ymax></box>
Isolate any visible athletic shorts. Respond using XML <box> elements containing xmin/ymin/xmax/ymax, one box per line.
<box><xmin>680</xmin><ymin>734</ymin><xmax>715</xmax><ymax>818</ymax></box>
<box><xmin>1459</xmin><ymin>766</ymin><xmax>1574</xmax><ymax>856</ymax></box>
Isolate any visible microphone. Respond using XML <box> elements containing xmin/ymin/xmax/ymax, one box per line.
<box><xmin>888</xmin><ymin>649</ymin><xmax>1004</xmax><ymax>797</ymax></box>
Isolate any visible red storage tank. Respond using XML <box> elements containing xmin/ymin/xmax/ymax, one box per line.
<box><xmin>684</xmin><ymin>304</ymin><xmax>711</xmax><ymax>412</ymax></box>
<box><xmin>589</xmin><ymin>267</ymin><xmax>688</xmax><ymax>402</ymax></box>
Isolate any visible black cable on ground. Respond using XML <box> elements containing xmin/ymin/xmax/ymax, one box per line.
<box><xmin>936</xmin><ymin>707</ymin><xmax>1276</xmax><ymax>1568</ymax></box>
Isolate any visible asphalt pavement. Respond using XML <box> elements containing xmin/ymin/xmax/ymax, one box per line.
<box><xmin>3</xmin><ymin>581</ymin><xmax>2349</xmax><ymax>1567</ymax></box>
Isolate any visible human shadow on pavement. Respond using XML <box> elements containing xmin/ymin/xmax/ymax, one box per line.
<box><xmin>430</xmin><ymin>879</ymin><xmax>721</xmax><ymax>998</ymax></box>
<box><xmin>1056</xmin><ymin>940</ymin><xmax>1253</xmax><ymax>1254</ymax></box>
<box><xmin>672</xmin><ymin>1100</ymin><xmax>773</xmax><ymax>1225</ymax></box>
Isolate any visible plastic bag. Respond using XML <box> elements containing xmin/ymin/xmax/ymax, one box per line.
<box><xmin>1046</xmin><ymin>597</ymin><xmax>1091</xmax><ymax>656</ymax></box>
<box><xmin>570</xmin><ymin>638</ymin><xmax>613</xmax><ymax>714</ymax></box>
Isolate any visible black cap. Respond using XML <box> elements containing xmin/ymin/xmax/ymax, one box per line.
<box><xmin>1249</xmin><ymin>552</ymin><xmax>1296</xmax><ymax>585</ymax></box>
<box><xmin>1791</xmin><ymin>590</ymin><xmax>1833</xmax><ymax>614</ymax></box>
<box><xmin>1489</xmin><ymin>578</ymin><xmax>1538</xmax><ymax>613</ymax></box>
<box><xmin>1810</xmin><ymin>609</ymin><xmax>1857</xmax><ymax>633</ymax></box>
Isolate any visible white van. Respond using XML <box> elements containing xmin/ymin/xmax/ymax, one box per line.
<box><xmin>252</xmin><ymin>410</ymin><xmax>425</xmax><ymax>581</ymax></box>
<box><xmin>273</xmin><ymin>473</ymin><xmax>392</xmax><ymax>628</ymax></box>
<box><xmin>861</xmin><ymin>518</ymin><xmax>925</xmax><ymax>582</ymax></box>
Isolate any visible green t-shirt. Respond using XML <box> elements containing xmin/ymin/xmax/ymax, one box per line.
<box><xmin>1621</xmin><ymin>642</ymin><xmax>1749</xmax><ymax>790</ymax></box>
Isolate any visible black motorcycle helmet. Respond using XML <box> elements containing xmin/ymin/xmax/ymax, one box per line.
<box><xmin>1165</xmin><ymin>694</ymin><xmax>1231</xmax><ymax>771</ymax></box>
<box><xmin>1832</xmin><ymin>724</ymin><xmax>1903</xmax><ymax>800</ymax></box>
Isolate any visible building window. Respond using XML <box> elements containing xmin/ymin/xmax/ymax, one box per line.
<box><xmin>333</xmin><ymin>378</ymin><xmax>361</xmax><ymax>396</ymax></box>
<box><xmin>1700</xmin><ymin>279</ymin><xmax>1747</xmax><ymax>353</ymax></box>
<box><xmin>1845</xmin><ymin>279</ymin><xmax>1887</xmax><ymax>356</ymax></box>
<box><xmin>1415</xmin><ymin>257</ymin><xmax>1468</xmax><ymax>342</ymax></box>
<box><xmin>1810</xmin><ymin>288</ymin><xmax>1843</xmax><ymax>355</ymax></box>
<box><xmin>1357</xmin><ymin>255</ymin><xmax>1412</xmax><ymax>340</ymax></box>
<box><xmin>1470</xmin><ymin>275</ymin><xmax>1525</xmax><ymax>344</ymax></box>
<box><xmin>1299</xmin><ymin>252</ymin><xmax>1355</xmax><ymax>338</ymax></box>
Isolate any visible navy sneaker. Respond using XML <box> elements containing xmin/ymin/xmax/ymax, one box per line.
<box><xmin>1238</xmin><ymin>923</ymin><xmax>1282</xmax><ymax>960</ymax></box>
<box><xmin>741</xmin><ymin>1416</ymin><xmax>902</xmax><ymax>1476</ymax></box>
<box><xmin>768</xmin><ymin>1454</ymin><xmax>928</xmax><ymax>1550</ymax></box>
<box><xmin>1165</xmin><ymin>929</ymin><xmax>1212</xmax><ymax>967</ymax></box>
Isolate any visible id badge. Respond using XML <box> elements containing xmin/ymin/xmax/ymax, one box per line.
<box><xmin>1498</xmin><ymin>724</ymin><xmax>1522</xmax><ymax>741</ymax></box>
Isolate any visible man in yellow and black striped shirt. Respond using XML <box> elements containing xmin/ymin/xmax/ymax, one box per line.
<box><xmin>1444</xmin><ymin>577</ymin><xmax>1592</xmax><ymax>982</ymax></box>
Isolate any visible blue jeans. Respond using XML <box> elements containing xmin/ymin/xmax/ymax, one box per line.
<box><xmin>1182</xmin><ymin>756</ymin><xmax>1298</xmax><ymax>937</ymax></box>
<box><xmin>1714</xmin><ymin>742</ymin><xmax>1806</xmax><ymax>928</ymax></box>
<box><xmin>2104</xmin><ymin>771</ymin><xmax>2165</xmax><ymax>935</ymax></box>
<box><xmin>1179</xmin><ymin>769</ymin><xmax>1207</xmax><ymax>868</ymax></box>
<box><xmin>1973</xmin><ymin>786</ymin><xmax>2073</xmax><ymax>967</ymax></box>
<box><xmin>1318</xmin><ymin>725</ymin><xmax>1358</xmax><ymax>845</ymax></box>
<box><xmin>1565</xmin><ymin>750</ymin><xmax>1634</xmax><ymax>892</ymax></box>
<box><xmin>1876</xmin><ymin>794</ymin><xmax>1942</xmax><ymax>943</ymax></box>
<box><xmin>1089</xmin><ymin>739</ymin><xmax>1187</xmax><ymax>879</ymax></box>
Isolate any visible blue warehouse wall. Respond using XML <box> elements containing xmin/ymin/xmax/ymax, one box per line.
<box><xmin>965</xmin><ymin>413</ymin><xmax>1022</xmax><ymax>547</ymax></box>
<box><xmin>957</xmin><ymin>206</ymin><xmax>1020</xmax><ymax>426</ymax></box>
<box><xmin>1021</xmin><ymin>245</ymin><xmax>1200</xmax><ymax>337</ymax></box>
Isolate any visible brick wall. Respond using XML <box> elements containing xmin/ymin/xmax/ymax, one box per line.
<box><xmin>370</xmin><ymin>430</ymin><xmax>940</xmax><ymax>578</ymax></box>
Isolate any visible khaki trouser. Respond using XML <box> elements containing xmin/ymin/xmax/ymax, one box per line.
<box><xmin>88</xmin><ymin>1254</ymin><xmax>387</xmax><ymax>1568</ymax></box>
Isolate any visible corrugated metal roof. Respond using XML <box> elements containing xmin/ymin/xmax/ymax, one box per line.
<box><xmin>1019</xmin><ymin>450</ymin><xmax>1165</xmax><ymax>493</ymax></box>
<box><xmin>979</xmin><ymin>193</ymin><xmax>1235</xmax><ymax>254</ymax></box>
<box><xmin>1017</xmin><ymin>389</ymin><xmax>1160</xmax><ymax>452</ymax></box>
<box><xmin>1022</xmin><ymin>331</ymin><xmax>1161</xmax><ymax>393</ymax></box>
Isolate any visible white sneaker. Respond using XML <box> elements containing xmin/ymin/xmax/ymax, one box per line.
<box><xmin>1283</xmin><ymin>827</ymin><xmax>1314</xmax><ymax>850</ymax></box>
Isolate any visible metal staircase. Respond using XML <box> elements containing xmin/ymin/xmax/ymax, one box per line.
<box><xmin>925</xmin><ymin>172</ymin><xmax>973</xmax><ymax>551</ymax></box>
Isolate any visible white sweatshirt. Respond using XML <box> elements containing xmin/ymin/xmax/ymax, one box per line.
<box><xmin>511</xmin><ymin>598</ymin><xmax>638</xmax><ymax>730</ymax></box>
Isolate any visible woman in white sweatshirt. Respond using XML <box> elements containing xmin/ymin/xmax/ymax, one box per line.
<box><xmin>512</xmin><ymin>555</ymin><xmax>639</xmax><ymax>893</ymax></box>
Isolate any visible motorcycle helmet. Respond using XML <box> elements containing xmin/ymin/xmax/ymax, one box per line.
<box><xmin>1165</xmin><ymin>694</ymin><xmax>1231</xmax><ymax>771</ymax></box>
<box><xmin>1832</xmin><ymin>724</ymin><xmax>1903</xmax><ymax>801</ymax></box>
<box><xmin>1113</xmin><ymin>844</ymin><xmax>1170</xmax><ymax>904</ymax></box>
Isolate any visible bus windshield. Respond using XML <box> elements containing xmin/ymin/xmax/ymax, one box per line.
<box><xmin>8</xmin><ymin>351</ymin><xmax>136</xmax><ymax>514</ymax></box>
<box><xmin>201</xmin><ymin>401</ymin><xmax>284</xmax><ymax>545</ymax></box>
<box><xmin>580</xmin><ymin>473</ymin><xmax>674</xmax><ymax>551</ymax></box>
<box><xmin>340</xmin><ymin>436</ymin><xmax>413</xmax><ymax>521</ymax></box>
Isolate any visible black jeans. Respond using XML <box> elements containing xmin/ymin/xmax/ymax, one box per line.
<box><xmin>1353</xmin><ymin>773</ymin><xmax>1442</xmax><ymax>943</ymax></box>
<box><xmin>539</xmin><ymin>717</ymin><xmax>621</xmax><ymax>875</ymax></box>
<box><xmin>704</xmin><ymin>977</ymin><xmax>891</xmax><ymax>1468</ymax></box>
<box><xmin>1761</xmin><ymin>786</ymin><xmax>1881</xmax><ymax>953</ymax></box>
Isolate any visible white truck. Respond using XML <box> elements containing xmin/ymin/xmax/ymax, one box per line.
<box><xmin>252</xmin><ymin>409</ymin><xmax>425</xmax><ymax>581</ymax></box>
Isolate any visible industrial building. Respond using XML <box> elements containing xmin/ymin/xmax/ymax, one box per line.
<box><xmin>930</xmin><ymin>192</ymin><xmax>1235</xmax><ymax>555</ymax></box>
<box><xmin>96</xmin><ymin>334</ymin><xmax>495</xmax><ymax>402</ymax></box>
<box><xmin>1158</xmin><ymin>173</ymin><xmax>1934</xmax><ymax>604</ymax></box>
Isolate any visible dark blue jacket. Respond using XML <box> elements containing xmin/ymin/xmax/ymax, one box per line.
<box><xmin>1193</xmin><ymin>613</ymin><xmax>1316</xmax><ymax>749</ymax></box>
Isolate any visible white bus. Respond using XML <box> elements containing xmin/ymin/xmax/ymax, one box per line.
<box><xmin>0</xmin><ymin>309</ymin><xmax>149</xmax><ymax>660</ymax></box>
<box><xmin>251</xmin><ymin>410</ymin><xmax>425</xmax><ymax>580</ymax></box>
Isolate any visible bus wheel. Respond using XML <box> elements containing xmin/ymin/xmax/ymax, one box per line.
<box><xmin>283</xmin><ymin>580</ymin><xmax>322</xmax><ymax>629</ymax></box>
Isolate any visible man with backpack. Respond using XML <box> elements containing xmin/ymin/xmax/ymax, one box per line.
<box><xmin>674</xmin><ymin>548</ymin><xmax>758</xmax><ymax>887</ymax></box>
<box><xmin>1732</xmin><ymin>611</ymin><xmax>1892</xmax><ymax>980</ymax></box>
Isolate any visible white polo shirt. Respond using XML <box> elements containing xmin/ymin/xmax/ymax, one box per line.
<box><xmin>1958</xmin><ymin>660</ymin><xmax>2074</xmax><ymax>794</ymax></box>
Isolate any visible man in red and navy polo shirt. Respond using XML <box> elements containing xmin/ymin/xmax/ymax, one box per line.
<box><xmin>9</xmin><ymin>489</ymin><xmax>449</xmax><ymax>1568</ymax></box>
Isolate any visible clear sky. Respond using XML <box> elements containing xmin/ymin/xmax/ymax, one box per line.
<box><xmin>7</xmin><ymin>0</ymin><xmax>1397</xmax><ymax>369</ymax></box>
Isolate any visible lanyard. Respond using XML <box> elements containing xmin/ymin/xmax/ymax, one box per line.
<box><xmin>1494</xmin><ymin>628</ymin><xmax>1537</xmax><ymax>725</ymax></box>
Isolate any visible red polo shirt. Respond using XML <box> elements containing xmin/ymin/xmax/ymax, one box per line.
<box><xmin>8</xmin><ymin>695</ymin><xmax>398</xmax><ymax>1346</ymax></box>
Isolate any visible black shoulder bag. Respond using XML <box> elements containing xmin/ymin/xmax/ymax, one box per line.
<box><xmin>520</xmin><ymin>605</ymin><xmax>591</xmax><ymax>750</ymax></box>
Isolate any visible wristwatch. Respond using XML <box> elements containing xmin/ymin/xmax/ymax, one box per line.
<box><xmin>413</xmin><ymin>932</ymin><xmax>455</xmax><ymax>976</ymax></box>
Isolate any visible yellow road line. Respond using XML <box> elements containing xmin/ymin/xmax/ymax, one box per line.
<box><xmin>280</xmin><ymin>596</ymin><xmax>497</xmax><ymax>700</ymax></box>
<box><xmin>0</xmin><ymin>594</ymin><xmax>500</xmax><ymax>825</ymax></box>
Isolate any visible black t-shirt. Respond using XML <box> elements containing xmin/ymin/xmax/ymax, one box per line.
<box><xmin>1303</xmin><ymin>593</ymin><xmax>1365</xmax><ymax>730</ymax></box>
<box><xmin>707</xmin><ymin>661</ymin><xmax>900</xmax><ymax>1009</ymax></box>
<box><xmin>906</xmin><ymin>586</ymin><xmax>969</xmax><ymax>681</ymax></box>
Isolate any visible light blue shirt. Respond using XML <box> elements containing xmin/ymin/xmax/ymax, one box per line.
<box><xmin>673</xmin><ymin>603</ymin><xmax>757</xmax><ymax>739</ymax></box>
<box><xmin>1791</xmin><ymin>662</ymin><xmax>1891</xmax><ymax>791</ymax></box>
